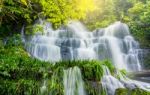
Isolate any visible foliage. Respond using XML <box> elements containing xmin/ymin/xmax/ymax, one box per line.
<box><xmin>1</xmin><ymin>0</ymin><xmax>150</xmax><ymax>48</ymax></box>
<box><xmin>84</xmin><ymin>0</ymin><xmax>150</xmax><ymax>48</ymax></box>
<box><xmin>4</xmin><ymin>34</ymin><xmax>22</xmax><ymax>46</ymax></box>
<box><xmin>127</xmin><ymin>1</ymin><xmax>150</xmax><ymax>48</ymax></box>
<box><xmin>0</xmin><ymin>0</ymin><xmax>34</xmax><ymax>37</ymax></box>
<box><xmin>115</xmin><ymin>88</ymin><xmax>150</xmax><ymax>95</ymax></box>
<box><xmin>25</xmin><ymin>24</ymin><xmax>44</xmax><ymax>35</ymax></box>
<box><xmin>0</xmin><ymin>0</ymin><xmax>98</xmax><ymax>33</ymax></box>
<box><xmin>0</xmin><ymin>80</ymin><xmax>40</xmax><ymax>95</ymax></box>
<box><xmin>114</xmin><ymin>69</ymin><xmax>128</xmax><ymax>80</ymax></box>
<box><xmin>85</xmin><ymin>81</ymin><xmax>106</xmax><ymax>95</ymax></box>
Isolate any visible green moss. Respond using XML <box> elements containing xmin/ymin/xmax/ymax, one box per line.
<box><xmin>115</xmin><ymin>88</ymin><xmax>128</xmax><ymax>95</ymax></box>
<box><xmin>130</xmin><ymin>88</ymin><xmax>150</xmax><ymax>95</ymax></box>
<box><xmin>115</xmin><ymin>88</ymin><xmax>150</xmax><ymax>95</ymax></box>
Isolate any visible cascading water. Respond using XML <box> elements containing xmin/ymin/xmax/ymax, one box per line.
<box><xmin>25</xmin><ymin>20</ymin><xmax>150</xmax><ymax>95</ymax></box>
<box><xmin>63</xmin><ymin>66</ymin><xmax>86</xmax><ymax>95</ymax></box>
<box><xmin>101</xmin><ymin>65</ymin><xmax>150</xmax><ymax>95</ymax></box>
<box><xmin>102</xmin><ymin>66</ymin><xmax>124</xmax><ymax>95</ymax></box>
<box><xmin>26</xmin><ymin>21</ymin><xmax>141</xmax><ymax>71</ymax></box>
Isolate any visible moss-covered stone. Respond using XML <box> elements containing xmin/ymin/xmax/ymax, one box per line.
<box><xmin>130</xmin><ymin>88</ymin><xmax>150</xmax><ymax>95</ymax></box>
<box><xmin>115</xmin><ymin>88</ymin><xmax>128</xmax><ymax>95</ymax></box>
<box><xmin>115</xmin><ymin>88</ymin><xmax>150</xmax><ymax>95</ymax></box>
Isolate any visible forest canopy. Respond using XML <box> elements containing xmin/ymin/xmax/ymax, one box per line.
<box><xmin>0</xmin><ymin>0</ymin><xmax>150</xmax><ymax>48</ymax></box>
<box><xmin>0</xmin><ymin>0</ymin><xmax>98</xmax><ymax>28</ymax></box>
<box><xmin>1</xmin><ymin>0</ymin><xmax>150</xmax><ymax>28</ymax></box>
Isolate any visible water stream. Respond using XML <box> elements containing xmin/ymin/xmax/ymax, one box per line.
<box><xmin>63</xmin><ymin>66</ymin><xmax>86</xmax><ymax>95</ymax></box>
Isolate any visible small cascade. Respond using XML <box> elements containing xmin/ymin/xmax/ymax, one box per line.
<box><xmin>40</xmin><ymin>80</ymin><xmax>47</xmax><ymax>94</ymax></box>
<box><xmin>102</xmin><ymin>66</ymin><xmax>124</xmax><ymax>95</ymax></box>
<box><xmin>101</xmin><ymin>66</ymin><xmax>150</xmax><ymax>95</ymax></box>
<box><xmin>102</xmin><ymin>22</ymin><xmax>141</xmax><ymax>71</ymax></box>
<box><xmin>26</xmin><ymin>21</ymin><xmax>142</xmax><ymax>72</ymax></box>
<box><xmin>119</xmin><ymin>73</ymin><xmax>150</xmax><ymax>92</ymax></box>
<box><xmin>63</xmin><ymin>66</ymin><xmax>86</xmax><ymax>95</ymax></box>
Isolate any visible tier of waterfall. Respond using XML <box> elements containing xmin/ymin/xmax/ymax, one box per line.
<box><xmin>26</xmin><ymin>21</ymin><xmax>142</xmax><ymax>72</ymax></box>
<box><xmin>63</xmin><ymin>66</ymin><xmax>86</xmax><ymax>95</ymax></box>
<box><xmin>102</xmin><ymin>66</ymin><xmax>124</xmax><ymax>95</ymax></box>
<box><xmin>101</xmin><ymin>66</ymin><xmax>150</xmax><ymax>95</ymax></box>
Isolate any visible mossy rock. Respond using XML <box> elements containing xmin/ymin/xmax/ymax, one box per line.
<box><xmin>130</xmin><ymin>88</ymin><xmax>150</xmax><ymax>95</ymax></box>
<box><xmin>115</xmin><ymin>88</ymin><xmax>150</xmax><ymax>95</ymax></box>
<box><xmin>115</xmin><ymin>88</ymin><xmax>128</xmax><ymax>95</ymax></box>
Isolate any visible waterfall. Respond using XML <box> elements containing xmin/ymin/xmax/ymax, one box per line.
<box><xmin>25</xmin><ymin>20</ymin><xmax>150</xmax><ymax>95</ymax></box>
<box><xmin>101</xmin><ymin>66</ymin><xmax>150</xmax><ymax>95</ymax></box>
<box><xmin>40</xmin><ymin>80</ymin><xmax>47</xmax><ymax>94</ymax></box>
<box><xmin>63</xmin><ymin>66</ymin><xmax>86</xmax><ymax>95</ymax></box>
<box><xmin>26</xmin><ymin>21</ymin><xmax>142</xmax><ymax>71</ymax></box>
<box><xmin>102</xmin><ymin>66</ymin><xmax>125</xmax><ymax>95</ymax></box>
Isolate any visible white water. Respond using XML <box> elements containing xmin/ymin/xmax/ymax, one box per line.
<box><xmin>25</xmin><ymin>20</ymin><xmax>150</xmax><ymax>95</ymax></box>
<box><xmin>102</xmin><ymin>66</ymin><xmax>125</xmax><ymax>95</ymax></box>
<box><xmin>40</xmin><ymin>80</ymin><xmax>47</xmax><ymax>94</ymax></box>
<box><xmin>26</xmin><ymin>21</ymin><xmax>142</xmax><ymax>71</ymax></box>
<box><xmin>63</xmin><ymin>66</ymin><xmax>86</xmax><ymax>95</ymax></box>
<box><xmin>101</xmin><ymin>66</ymin><xmax>150</xmax><ymax>95</ymax></box>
